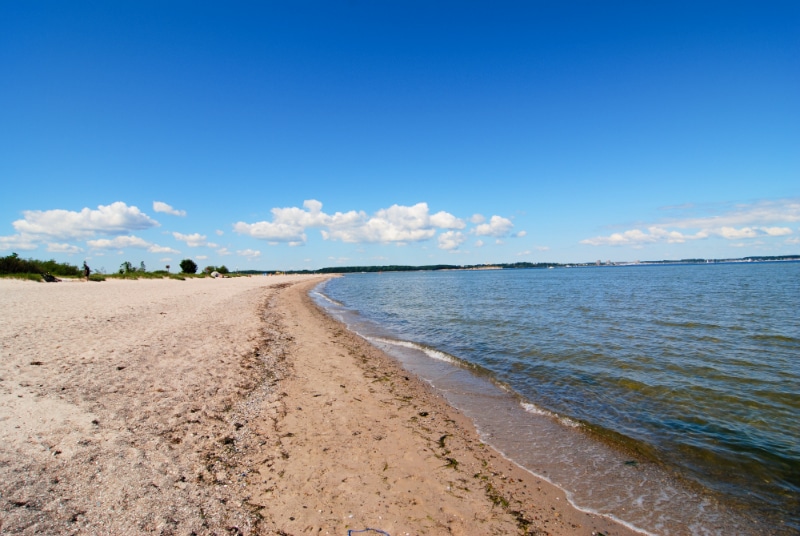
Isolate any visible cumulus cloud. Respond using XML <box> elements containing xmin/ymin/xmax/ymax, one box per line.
<box><xmin>232</xmin><ymin>199</ymin><xmax>326</xmax><ymax>243</ymax></box>
<box><xmin>88</xmin><ymin>236</ymin><xmax>153</xmax><ymax>249</ymax></box>
<box><xmin>47</xmin><ymin>243</ymin><xmax>84</xmax><ymax>254</ymax></box>
<box><xmin>237</xmin><ymin>248</ymin><xmax>261</xmax><ymax>259</ymax></box>
<box><xmin>473</xmin><ymin>215</ymin><xmax>514</xmax><ymax>237</ymax></box>
<box><xmin>148</xmin><ymin>245</ymin><xmax>180</xmax><ymax>254</ymax></box>
<box><xmin>235</xmin><ymin>200</ymin><xmax>466</xmax><ymax>245</ymax></box>
<box><xmin>88</xmin><ymin>235</ymin><xmax>178</xmax><ymax>254</ymax></box>
<box><xmin>13</xmin><ymin>202</ymin><xmax>159</xmax><ymax>239</ymax></box>
<box><xmin>430</xmin><ymin>211</ymin><xmax>466</xmax><ymax>230</ymax></box>
<box><xmin>438</xmin><ymin>231</ymin><xmax>466</xmax><ymax>250</ymax></box>
<box><xmin>172</xmin><ymin>232</ymin><xmax>217</xmax><ymax>247</ymax></box>
<box><xmin>0</xmin><ymin>234</ymin><xmax>38</xmax><ymax>251</ymax></box>
<box><xmin>153</xmin><ymin>201</ymin><xmax>186</xmax><ymax>217</ymax></box>
<box><xmin>580</xmin><ymin>227</ymin><xmax>703</xmax><ymax>247</ymax></box>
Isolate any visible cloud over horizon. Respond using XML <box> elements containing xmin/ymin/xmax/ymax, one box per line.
<box><xmin>12</xmin><ymin>202</ymin><xmax>159</xmax><ymax>240</ymax></box>
<box><xmin>234</xmin><ymin>200</ymin><xmax>507</xmax><ymax>250</ymax></box>
<box><xmin>581</xmin><ymin>199</ymin><xmax>799</xmax><ymax>248</ymax></box>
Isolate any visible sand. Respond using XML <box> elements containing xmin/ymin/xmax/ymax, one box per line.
<box><xmin>0</xmin><ymin>275</ymin><xmax>639</xmax><ymax>535</ymax></box>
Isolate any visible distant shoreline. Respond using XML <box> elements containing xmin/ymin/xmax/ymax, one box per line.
<box><xmin>246</xmin><ymin>254</ymin><xmax>800</xmax><ymax>275</ymax></box>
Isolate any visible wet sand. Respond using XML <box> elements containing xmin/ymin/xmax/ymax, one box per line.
<box><xmin>0</xmin><ymin>275</ymin><xmax>639</xmax><ymax>535</ymax></box>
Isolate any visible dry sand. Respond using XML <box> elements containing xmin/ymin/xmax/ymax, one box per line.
<box><xmin>0</xmin><ymin>275</ymin><xmax>639</xmax><ymax>535</ymax></box>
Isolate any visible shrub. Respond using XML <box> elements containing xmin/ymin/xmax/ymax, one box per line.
<box><xmin>0</xmin><ymin>253</ymin><xmax>81</xmax><ymax>277</ymax></box>
<box><xmin>179</xmin><ymin>259</ymin><xmax>198</xmax><ymax>274</ymax></box>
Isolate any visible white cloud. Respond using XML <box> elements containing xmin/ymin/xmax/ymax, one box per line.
<box><xmin>172</xmin><ymin>232</ymin><xmax>217</xmax><ymax>248</ymax></box>
<box><xmin>537</xmin><ymin>246</ymin><xmax>550</xmax><ymax>251</ymax></box>
<box><xmin>13</xmin><ymin>202</ymin><xmax>159</xmax><ymax>239</ymax></box>
<box><xmin>236</xmin><ymin>200</ymin><xmax>466</xmax><ymax>245</ymax></box>
<box><xmin>215</xmin><ymin>229</ymin><xmax>224</xmax><ymax>236</ymax></box>
<box><xmin>88</xmin><ymin>235</ymin><xmax>152</xmax><ymax>249</ymax></box>
<box><xmin>718</xmin><ymin>227</ymin><xmax>758</xmax><ymax>239</ymax></box>
<box><xmin>148</xmin><ymin>245</ymin><xmax>180</xmax><ymax>254</ymax></box>
<box><xmin>470</xmin><ymin>214</ymin><xmax>485</xmax><ymax>224</ymax></box>
<box><xmin>438</xmin><ymin>231</ymin><xmax>466</xmax><ymax>250</ymax></box>
<box><xmin>473</xmin><ymin>215</ymin><xmax>514</xmax><ymax>237</ymax></box>
<box><xmin>667</xmin><ymin>199</ymin><xmax>800</xmax><ymax>229</ymax></box>
<box><xmin>761</xmin><ymin>226</ymin><xmax>793</xmax><ymax>236</ymax></box>
<box><xmin>325</xmin><ymin>203</ymin><xmax>438</xmax><ymax>243</ymax></box>
<box><xmin>237</xmin><ymin>249</ymin><xmax>261</xmax><ymax>259</ymax></box>
<box><xmin>582</xmin><ymin>221</ymin><xmax>792</xmax><ymax>247</ymax></box>
<box><xmin>47</xmin><ymin>243</ymin><xmax>84</xmax><ymax>254</ymax></box>
<box><xmin>430</xmin><ymin>211</ymin><xmax>466</xmax><ymax>229</ymax></box>
<box><xmin>516</xmin><ymin>230</ymin><xmax>527</xmax><ymax>238</ymax></box>
<box><xmin>153</xmin><ymin>201</ymin><xmax>186</xmax><ymax>217</ymax></box>
<box><xmin>196</xmin><ymin>255</ymin><xmax>208</xmax><ymax>260</ymax></box>
<box><xmin>0</xmin><ymin>234</ymin><xmax>38</xmax><ymax>251</ymax></box>
<box><xmin>475</xmin><ymin>240</ymin><xmax>485</xmax><ymax>247</ymax></box>
<box><xmin>88</xmin><ymin>235</ymin><xmax>178</xmax><ymax>254</ymax></box>
<box><xmin>232</xmin><ymin>200</ymin><xmax>326</xmax><ymax>243</ymax></box>
<box><xmin>580</xmin><ymin>198</ymin><xmax>800</xmax><ymax>247</ymax></box>
<box><xmin>217</xmin><ymin>247</ymin><xmax>232</xmax><ymax>256</ymax></box>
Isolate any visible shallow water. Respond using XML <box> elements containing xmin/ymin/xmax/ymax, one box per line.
<box><xmin>313</xmin><ymin>262</ymin><xmax>799</xmax><ymax>535</ymax></box>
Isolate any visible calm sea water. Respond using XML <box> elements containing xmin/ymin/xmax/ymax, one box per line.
<box><xmin>313</xmin><ymin>262</ymin><xmax>799</xmax><ymax>535</ymax></box>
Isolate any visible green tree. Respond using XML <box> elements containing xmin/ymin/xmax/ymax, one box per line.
<box><xmin>119</xmin><ymin>261</ymin><xmax>134</xmax><ymax>274</ymax></box>
<box><xmin>218</xmin><ymin>265</ymin><xmax>229</xmax><ymax>274</ymax></box>
<box><xmin>179</xmin><ymin>259</ymin><xmax>198</xmax><ymax>274</ymax></box>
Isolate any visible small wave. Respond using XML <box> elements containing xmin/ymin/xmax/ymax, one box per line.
<box><xmin>655</xmin><ymin>320</ymin><xmax>723</xmax><ymax>330</ymax></box>
<box><xmin>311</xmin><ymin>290</ymin><xmax>344</xmax><ymax>307</ymax></box>
<box><xmin>520</xmin><ymin>402</ymin><xmax>581</xmax><ymax>428</ymax></box>
<box><xmin>749</xmin><ymin>333</ymin><xmax>800</xmax><ymax>344</ymax></box>
<box><xmin>367</xmin><ymin>336</ymin><xmax>462</xmax><ymax>365</ymax></box>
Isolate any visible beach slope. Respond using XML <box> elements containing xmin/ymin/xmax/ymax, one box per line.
<box><xmin>0</xmin><ymin>276</ymin><xmax>637</xmax><ymax>535</ymax></box>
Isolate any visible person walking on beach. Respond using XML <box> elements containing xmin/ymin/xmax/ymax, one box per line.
<box><xmin>83</xmin><ymin>261</ymin><xmax>91</xmax><ymax>281</ymax></box>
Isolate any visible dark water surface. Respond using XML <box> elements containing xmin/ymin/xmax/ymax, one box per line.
<box><xmin>313</xmin><ymin>262</ymin><xmax>799</xmax><ymax>535</ymax></box>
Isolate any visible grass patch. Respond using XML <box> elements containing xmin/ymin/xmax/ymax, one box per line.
<box><xmin>0</xmin><ymin>273</ymin><xmax>44</xmax><ymax>282</ymax></box>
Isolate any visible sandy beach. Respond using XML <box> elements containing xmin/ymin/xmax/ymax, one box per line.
<box><xmin>0</xmin><ymin>275</ymin><xmax>638</xmax><ymax>535</ymax></box>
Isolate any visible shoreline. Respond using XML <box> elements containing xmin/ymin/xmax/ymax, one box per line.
<box><xmin>0</xmin><ymin>276</ymin><xmax>639</xmax><ymax>535</ymax></box>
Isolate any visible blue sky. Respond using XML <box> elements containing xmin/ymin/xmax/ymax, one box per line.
<box><xmin>2</xmin><ymin>1</ymin><xmax>798</xmax><ymax>271</ymax></box>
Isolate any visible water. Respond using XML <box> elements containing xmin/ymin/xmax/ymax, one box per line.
<box><xmin>312</xmin><ymin>262</ymin><xmax>800</xmax><ymax>535</ymax></box>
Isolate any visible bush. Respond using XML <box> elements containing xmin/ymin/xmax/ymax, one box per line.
<box><xmin>0</xmin><ymin>253</ymin><xmax>81</xmax><ymax>277</ymax></box>
<box><xmin>179</xmin><ymin>259</ymin><xmax>198</xmax><ymax>274</ymax></box>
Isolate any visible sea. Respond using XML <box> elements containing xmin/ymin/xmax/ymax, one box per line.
<box><xmin>311</xmin><ymin>261</ymin><xmax>799</xmax><ymax>536</ymax></box>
